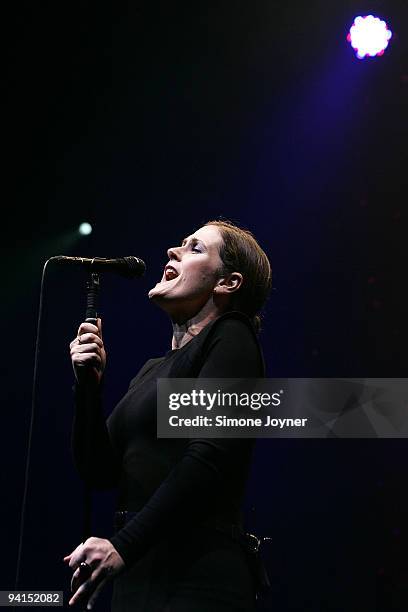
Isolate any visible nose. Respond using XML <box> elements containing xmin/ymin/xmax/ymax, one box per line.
<box><xmin>167</xmin><ymin>246</ymin><xmax>181</xmax><ymax>261</ymax></box>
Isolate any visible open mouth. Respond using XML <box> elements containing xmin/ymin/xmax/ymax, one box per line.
<box><xmin>164</xmin><ymin>265</ymin><xmax>179</xmax><ymax>281</ymax></box>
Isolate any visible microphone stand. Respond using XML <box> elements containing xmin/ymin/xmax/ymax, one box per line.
<box><xmin>85</xmin><ymin>272</ymin><xmax>100</xmax><ymax>325</ymax></box>
<box><xmin>82</xmin><ymin>272</ymin><xmax>100</xmax><ymax>542</ymax></box>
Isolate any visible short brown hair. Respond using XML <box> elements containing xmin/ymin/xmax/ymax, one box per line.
<box><xmin>205</xmin><ymin>219</ymin><xmax>272</xmax><ymax>333</ymax></box>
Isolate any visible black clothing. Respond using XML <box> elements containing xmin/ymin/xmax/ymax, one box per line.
<box><xmin>72</xmin><ymin>311</ymin><xmax>265</xmax><ymax>611</ymax></box>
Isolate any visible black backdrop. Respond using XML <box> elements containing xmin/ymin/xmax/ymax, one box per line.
<box><xmin>3</xmin><ymin>1</ymin><xmax>408</xmax><ymax>610</ymax></box>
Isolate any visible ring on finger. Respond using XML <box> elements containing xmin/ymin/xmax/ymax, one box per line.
<box><xmin>79</xmin><ymin>561</ymin><xmax>92</xmax><ymax>578</ymax></box>
<box><xmin>70</xmin><ymin>560</ymin><xmax>92</xmax><ymax>592</ymax></box>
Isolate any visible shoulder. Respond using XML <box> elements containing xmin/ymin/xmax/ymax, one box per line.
<box><xmin>198</xmin><ymin>311</ymin><xmax>265</xmax><ymax>378</ymax></box>
<box><xmin>203</xmin><ymin>310</ymin><xmax>259</xmax><ymax>345</ymax></box>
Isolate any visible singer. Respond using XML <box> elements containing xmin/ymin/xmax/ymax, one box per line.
<box><xmin>64</xmin><ymin>220</ymin><xmax>272</xmax><ymax>611</ymax></box>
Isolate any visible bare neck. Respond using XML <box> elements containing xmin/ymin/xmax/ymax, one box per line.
<box><xmin>171</xmin><ymin>303</ymin><xmax>222</xmax><ymax>350</ymax></box>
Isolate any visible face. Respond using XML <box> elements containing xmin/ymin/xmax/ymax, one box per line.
<box><xmin>148</xmin><ymin>225</ymin><xmax>225</xmax><ymax>320</ymax></box>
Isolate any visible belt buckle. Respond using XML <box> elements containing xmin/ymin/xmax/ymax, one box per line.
<box><xmin>245</xmin><ymin>532</ymin><xmax>261</xmax><ymax>553</ymax></box>
<box><xmin>245</xmin><ymin>533</ymin><xmax>273</xmax><ymax>554</ymax></box>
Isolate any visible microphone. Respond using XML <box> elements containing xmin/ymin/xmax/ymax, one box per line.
<box><xmin>50</xmin><ymin>255</ymin><xmax>146</xmax><ymax>279</ymax></box>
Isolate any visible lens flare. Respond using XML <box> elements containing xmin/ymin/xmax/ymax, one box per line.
<box><xmin>347</xmin><ymin>15</ymin><xmax>392</xmax><ymax>59</ymax></box>
<box><xmin>78</xmin><ymin>222</ymin><xmax>92</xmax><ymax>236</ymax></box>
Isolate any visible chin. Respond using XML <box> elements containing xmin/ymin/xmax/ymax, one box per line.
<box><xmin>148</xmin><ymin>291</ymin><xmax>190</xmax><ymax>319</ymax></box>
<box><xmin>148</xmin><ymin>290</ymin><xmax>164</xmax><ymax>302</ymax></box>
<box><xmin>148</xmin><ymin>281</ymin><xmax>167</xmax><ymax>299</ymax></box>
<box><xmin>148</xmin><ymin>287</ymin><xmax>176</xmax><ymax>305</ymax></box>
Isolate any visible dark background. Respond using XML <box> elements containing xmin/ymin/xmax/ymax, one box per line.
<box><xmin>3</xmin><ymin>1</ymin><xmax>408</xmax><ymax>610</ymax></box>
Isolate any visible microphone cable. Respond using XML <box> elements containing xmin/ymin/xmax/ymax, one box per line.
<box><xmin>14</xmin><ymin>258</ymin><xmax>51</xmax><ymax>591</ymax></box>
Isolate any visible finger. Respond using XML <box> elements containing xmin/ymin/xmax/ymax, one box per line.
<box><xmin>67</xmin><ymin>542</ymin><xmax>84</xmax><ymax>555</ymax></box>
<box><xmin>71</xmin><ymin>333</ymin><xmax>103</xmax><ymax>349</ymax></box>
<box><xmin>97</xmin><ymin>318</ymin><xmax>103</xmax><ymax>340</ymax></box>
<box><xmin>86</xmin><ymin>579</ymin><xmax>106</xmax><ymax>610</ymax></box>
<box><xmin>70</xmin><ymin>562</ymin><xmax>92</xmax><ymax>594</ymax></box>
<box><xmin>70</xmin><ymin>567</ymin><xmax>82</xmax><ymax>592</ymax></box>
<box><xmin>69</xmin><ymin>568</ymin><xmax>103</xmax><ymax>607</ymax></box>
<box><xmin>71</xmin><ymin>353</ymin><xmax>102</xmax><ymax>368</ymax></box>
<box><xmin>71</xmin><ymin>342</ymin><xmax>103</xmax><ymax>355</ymax></box>
<box><xmin>79</xmin><ymin>333</ymin><xmax>103</xmax><ymax>346</ymax></box>
<box><xmin>67</xmin><ymin>543</ymin><xmax>85</xmax><ymax>569</ymax></box>
<box><xmin>77</xmin><ymin>322</ymin><xmax>99</xmax><ymax>336</ymax></box>
<box><xmin>69</xmin><ymin>577</ymin><xmax>92</xmax><ymax>606</ymax></box>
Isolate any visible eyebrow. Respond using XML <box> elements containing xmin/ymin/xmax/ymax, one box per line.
<box><xmin>181</xmin><ymin>236</ymin><xmax>206</xmax><ymax>248</ymax></box>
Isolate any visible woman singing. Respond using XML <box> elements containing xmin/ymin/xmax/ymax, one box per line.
<box><xmin>64</xmin><ymin>219</ymin><xmax>272</xmax><ymax>611</ymax></box>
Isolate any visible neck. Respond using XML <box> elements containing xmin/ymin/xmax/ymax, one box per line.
<box><xmin>171</xmin><ymin>301</ymin><xmax>223</xmax><ymax>350</ymax></box>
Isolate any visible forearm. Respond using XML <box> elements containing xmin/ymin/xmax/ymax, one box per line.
<box><xmin>109</xmin><ymin>437</ymin><xmax>252</xmax><ymax>566</ymax></box>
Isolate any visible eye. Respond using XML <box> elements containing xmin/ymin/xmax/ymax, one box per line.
<box><xmin>191</xmin><ymin>246</ymin><xmax>201</xmax><ymax>253</ymax></box>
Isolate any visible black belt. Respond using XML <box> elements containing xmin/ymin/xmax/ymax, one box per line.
<box><xmin>113</xmin><ymin>510</ymin><xmax>272</xmax><ymax>600</ymax></box>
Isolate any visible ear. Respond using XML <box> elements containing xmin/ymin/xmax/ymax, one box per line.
<box><xmin>214</xmin><ymin>272</ymin><xmax>243</xmax><ymax>295</ymax></box>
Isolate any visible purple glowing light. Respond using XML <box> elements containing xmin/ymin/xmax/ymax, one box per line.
<box><xmin>347</xmin><ymin>15</ymin><xmax>392</xmax><ymax>59</ymax></box>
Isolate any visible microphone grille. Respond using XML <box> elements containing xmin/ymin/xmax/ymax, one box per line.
<box><xmin>123</xmin><ymin>256</ymin><xmax>146</xmax><ymax>278</ymax></box>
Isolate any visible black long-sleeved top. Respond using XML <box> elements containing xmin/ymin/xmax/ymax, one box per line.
<box><xmin>72</xmin><ymin>311</ymin><xmax>265</xmax><ymax>568</ymax></box>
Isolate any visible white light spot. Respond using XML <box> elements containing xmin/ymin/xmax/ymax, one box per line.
<box><xmin>347</xmin><ymin>15</ymin><xmax>392</xmax><ymax>59</ymax></box>
<box><xmin>78</xmin><ymin>222</ymin><xmax>92</xmax><ymax>236</ymax></box>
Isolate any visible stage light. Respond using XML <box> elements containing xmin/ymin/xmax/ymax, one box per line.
<box><xmin>78</xmin><ymin>222</ymin><xmax>92</xmax><ymax>236</ymax></box>
<box><xmin>347</xmin><ymin>15</ymin><xmax>392</xmax><ymax>59</ymax></box>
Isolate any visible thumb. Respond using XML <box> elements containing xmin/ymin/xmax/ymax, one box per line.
<box><xmin>97</xmin><ymin>318</ymin><xmax>103</xmax><ymax>339</ymax></box>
